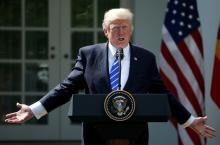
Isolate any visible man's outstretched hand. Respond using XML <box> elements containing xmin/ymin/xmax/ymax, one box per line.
<box><xmin>5</xmin><ymin>103</ymin><xmax>34</xmax><ymax>124</ymax></box>
<box><xmin>190</xmin><ymin>116</ymin><xmax>216</xmax><ymax>138</ymax></box>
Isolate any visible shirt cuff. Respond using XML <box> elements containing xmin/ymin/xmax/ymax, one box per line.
<box><xmin>29</xmin><ymin>101</ymin><xmax>48</xmax><ymax>119</ymax></box>
<box><xmin>182</xmin><ymin>115</ymin><xmax>196</xmax><ymax>128</ymax></box>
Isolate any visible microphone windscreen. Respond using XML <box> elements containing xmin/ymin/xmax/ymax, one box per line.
<box><xmin>116</xmin><ymin>48</ymin><xmax>124</xmax><ymax>59</ymax></box>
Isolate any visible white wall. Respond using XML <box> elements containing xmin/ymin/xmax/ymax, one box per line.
<box><xmin>133</xmin><ymin>0</ymin><xmax>220</xmax><ymax>145</ymax></box>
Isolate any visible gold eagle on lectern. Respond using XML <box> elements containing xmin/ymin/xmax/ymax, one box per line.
<box><xmin>112</xmin><ymin>96</ymin><xmax>130</xmax><ymax>116</ymax></box>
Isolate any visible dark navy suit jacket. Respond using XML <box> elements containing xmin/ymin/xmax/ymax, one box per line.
<box><xmin>39</xmin><ymin>43</ymin><xmax>191</xmax><ymax>145</ymax></box>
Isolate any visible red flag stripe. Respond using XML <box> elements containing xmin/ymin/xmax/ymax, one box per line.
<box><xmin>160</xmin><ymin>70</ymin><xmax>178</xmax><ymax>98</ymax></box>
<box><xmin>162</xmin><ymin>27</ymin><xmax>204</xmax><ymax>102</ymax></box>
<box><xmin>160</xmin><ymin>53</ymin><xmax>197</xmax><ymax>115</ymax></box>
<box><xmin>170</xmin><ymin>119</ymin><xmax>185</xmax><ymax>145</ymax></box>
<box><xmin>184</xmin><ymin>34</ymin><xmax>204</xmax><ymax>74</ymax></box>
<box><xmin>178</xmin><ymin>40</ymin><xmax>205</xmax><ymax>97</ymax></box>
<box><xmin>161</xmin><ymin>41</ymin><xmax>203</xmax><ymax>116</ymax></box>
<box><xmin>178</xmin><ymin>127</ymin><xmax>198</xmax><ymax>145</ymax></box>
<box><xmin>191</xmin><ymin>30</ymin><xmax>204</xmax><ymax>57</ymax></box>
<box><xmin>186</xmin><ymin>127</ymin><xmax>202</xmax><ymax>145</ymax></box>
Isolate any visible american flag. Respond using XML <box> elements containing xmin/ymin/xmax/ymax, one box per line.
<box><xmin>159</xmin><ymin>0</ymin><xmax>205</xmax><ymax>145</ymax></box>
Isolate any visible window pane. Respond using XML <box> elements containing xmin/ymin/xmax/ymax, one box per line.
<box><xmin>0</xmin><ymin>30</ymin><xmax>21</xmax><ymax>59</ymax></box>
<box><xmin>98</xmin><ymin>0</ymin><xmax>119</xmax><ymax>27</ymax></box>
<box><xmin>26</xmin><ymin>31</ymin><xmax>48</xmax><ymax>59</ymax></box>
<box><xmin>0</xmin><ymin>63</ymin><xmax>21</xmax><ymax>91</ymax></box>
<box><xmin>0</xmin><ymin>95</ymin><xmax>21</xmax><ymax>125</ymax></box>
<box><xmin>98</xmin><ymin>31</ymin><xmax>107</xmax><ymax>43</ymax></box>
<box><xmin>25</xmin><ymin>0</ymin><xmax>48</xmax><ymax>27</ymax></box>
<box><xmin>25</xmin><ymin>95</ymin><xmax>48</xmax><ymax>124</ymax></box>
<box><xmin>0</xmin><ymin>0</ymin><xmax>21</xmax><ymax>26</ymax></box>
<box><xmin>71</xmin><ymin>0</ymin><xmax>93</xmax><ymax>27</ymax></box>
<box><xmin>71</xmin><ymin>32</ymin><xmax>93</xmax><ymax>59</ymax></box>
<box><xmin>25</xmin><ymin>63</ymin><xmax>48</xmax><ymax>92</ymax></box>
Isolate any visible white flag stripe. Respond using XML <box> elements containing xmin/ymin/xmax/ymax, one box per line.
<box><xmin>160</xmin><ymin>54</ymin><xmax>197</xmax><ymax>115</ymax></box>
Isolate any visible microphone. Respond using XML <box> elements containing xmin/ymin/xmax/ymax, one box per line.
<box><xmin>116</xmin><ymin>48</ymin><xmax>124</xmax><ymax>90</ymax></box>
<box><xmin>116</xmin><ymin>48</ymin><xmax>124</xmax><ymax>59</ymax></box>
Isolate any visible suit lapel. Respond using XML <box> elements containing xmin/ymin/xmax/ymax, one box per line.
<box><xmin>124</xmin><ymin>44</ymin><xmax>137</xmax><ymax>92</ymax></box>
<box><xmin>99</xmin><ymin>43</ymin><xmax>112</xmax><ymax>92</ymax></box>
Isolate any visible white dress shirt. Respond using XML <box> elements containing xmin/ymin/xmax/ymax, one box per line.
<box><xmin>108</xmin><ymin>42</ymin><xmax>130</xmax><ymax>90</ymax></box>
<box><xmin>30</xmin><ymin>42</ymin><xmax>195</xmax><ymax>127</ymax></box>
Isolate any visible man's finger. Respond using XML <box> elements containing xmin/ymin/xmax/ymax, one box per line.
<box><xmin>5</xmin><ymin>118</ymin><xmax>22</xmax><ymax>124</ymax></box>
<box><xmin>204</xmin><ymin>130</ymin><xmax>216</xmax><ymax>138</ymax></box>
<box><xmin>16</xmin><ymin>102</ymin><xmax>22</xmax><ymax>109</ymax></box>
<box><xmin>202</xmin><ymin>116</ymin><xmax>207</xmax><ymax>123</ymax></box>
<box><xmin>205</xmin><ymin>127</ymin><xmax>216</xmax><ymax>138</ymax></box>
<box><xmin>5</xmin><ymin>115</ymin><xmax>25</xmax><ymax>124</ymax></box>
<box><xmin>5</xmin><ymin>112</ymin><xmax>17</xmax><ymax>119</ymax></box>
<box><xmin>205</xmin><ymin>125</ymin><xmax>216</xmax><ymax>132</ymax></box>
<box><xmin>5</xmin><ymin>117</ymin><xmax>17</xmax><ymax>123</ymax></box>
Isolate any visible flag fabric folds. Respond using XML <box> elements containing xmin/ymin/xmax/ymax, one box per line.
<box><xmin>211</xmin><ymin>23</ymin><xmax>220</xmax><ymax>109</ymax></box>
<box><xmin>159</xmin><ymin>0</ymin><xmax>205</xmax><ymax>145</ymax></box>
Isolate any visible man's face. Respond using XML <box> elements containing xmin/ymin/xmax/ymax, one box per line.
<box><xmin>104</xmin><ymin>19</ymin><xmax>132</xmax><ymax>48</ymax></box>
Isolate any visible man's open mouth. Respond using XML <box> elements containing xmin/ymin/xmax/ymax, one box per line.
<box><xmin>118</xmin><ymin>37</ymin><xmax>124</xmax><ymax>41</ymax></box>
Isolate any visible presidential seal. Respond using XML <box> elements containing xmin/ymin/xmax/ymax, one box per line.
<box><xmin>104</xmin><ymin>90</ymin><xmax>135</xmax><ymax>121</ymax></box>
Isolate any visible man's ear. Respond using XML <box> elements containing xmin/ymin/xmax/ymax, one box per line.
<box><xmin>103</xmin><ymin>29</ymin><xmax>108</xmax><ymax>37</ymax></box>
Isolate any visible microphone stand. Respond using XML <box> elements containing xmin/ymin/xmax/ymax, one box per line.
<box><xmin>116</xmin><ymin>48</ymin><xmax>124</xmax><ymax>90</ymax></box>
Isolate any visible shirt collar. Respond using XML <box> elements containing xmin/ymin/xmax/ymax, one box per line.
<box><xmin>108</xmin><ymin>42</ymin><xmax>130</xmax><ymax>58</ymax></box>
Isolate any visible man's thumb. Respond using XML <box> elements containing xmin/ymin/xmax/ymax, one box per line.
<box><xmin>16</xmin><ymin>102</ymin><xmax>22</xmax><ymax>109</ymax></box>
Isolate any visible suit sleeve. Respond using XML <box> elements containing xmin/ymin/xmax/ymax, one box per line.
<box><xmin>39</xmin><ymin>48</ymin><xmax>86</xmax><ymax>112</ymax></box>
<box><xmin>148</xmin><ymin>55</ymin><xmax>191</xmax><ymax>124</ymax></box>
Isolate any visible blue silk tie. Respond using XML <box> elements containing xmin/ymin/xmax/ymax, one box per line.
<box><xmin>110</xmin><ymin>58</ymin><xmax>120</xmax><ymax>91</ymax></box>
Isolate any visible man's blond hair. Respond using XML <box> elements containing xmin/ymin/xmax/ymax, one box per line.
<box><xmin>102</xmin><ymin>8</ymin><xmax>133</xmax><ymax>30</ymax></box>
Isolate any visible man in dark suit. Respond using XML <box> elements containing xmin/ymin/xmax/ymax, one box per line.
<box><xmin>5</xmin><ymin>8</ymin><xmax>215</xmax><ymax>145</ymax></box>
